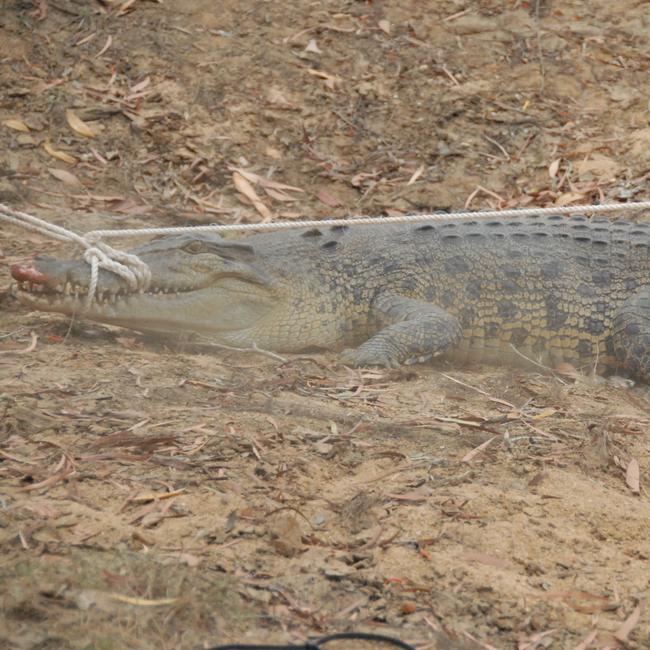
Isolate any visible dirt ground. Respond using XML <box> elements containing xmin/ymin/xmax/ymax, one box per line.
<box><xmin>1</xmin><ymin>1</ymin><xmax>650</xmax><ymax>648</ymax></box>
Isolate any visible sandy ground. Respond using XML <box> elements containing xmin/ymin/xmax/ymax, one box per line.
<box><xmin>1</xmin><ymin>1</ymin><xmax>650</xmax><ymax>648</ymax></box>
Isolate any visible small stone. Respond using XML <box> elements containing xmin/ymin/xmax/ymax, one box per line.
<box><xmin>401</xmin><ymin>600</ymin><xmax>417</xmax><ymax>615</ymax></box>
<box><xmin>267</xmin><ymin>513</ymin><xmax>303</xmax><ymax>557</ymax></box>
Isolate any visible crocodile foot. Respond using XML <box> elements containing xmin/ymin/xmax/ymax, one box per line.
<box><xmin>340</xmin><ymin>347</ymin><xmax>402</xmax><ymax>368</ymax></box>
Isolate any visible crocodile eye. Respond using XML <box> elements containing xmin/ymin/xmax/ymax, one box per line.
<box><xmin>183</xmin><ymin>240</ymin><xmax>205</xmax><ymax>254</ymax></box>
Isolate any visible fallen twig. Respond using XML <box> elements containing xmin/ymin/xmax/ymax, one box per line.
<box><xmin>0</xmin><ymin>331</ymin><xmax>38</xmax><ymax>354</ymax></box>
<box><xmin>196</xmin><ymin>336</ymin><xmax>287</xmax><ymax>362</ymax></box>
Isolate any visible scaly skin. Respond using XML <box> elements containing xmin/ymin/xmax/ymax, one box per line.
<box><xmin>10</xmin><ymin>215</ymin><xmax>650</xmax><ymax>380</ymax></box>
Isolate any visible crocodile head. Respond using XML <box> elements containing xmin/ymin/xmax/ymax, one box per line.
<box><xmin>10</xmin><ymin>233</ymin><xmax>283</xmax><ymax>347</ymax></box>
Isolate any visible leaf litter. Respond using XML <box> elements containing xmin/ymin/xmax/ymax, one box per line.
<box><xmin>1</xmin><ymin>1</ymin><xmax>650</xmax><ymax>649</ymax></box>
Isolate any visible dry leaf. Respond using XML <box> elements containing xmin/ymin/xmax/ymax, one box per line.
<box><xmin>378</xmin><ymin>19</ymin><xmax>391</xmax><ymax>34</ymax></box>
<box><xmin>66</xmin><ymin>109</ymin><xmax>96</xmax><ymax>138</ymax></box>
<box><xmin>230</xmin><ymin>167</ymin><xmax>304</xmax><ymax>193</ymax></box>
<box><xmin>232</xmin><ymin>171</ymin><xmax>272</xmax><ymax>220</ymax></box>
<box><xmin>461</xmin><ymin>436</ymin><xmax>496</xmax><ymax>463</ymax></box>
<box><xmin>95</xmin><ymin>34</ymin><xmax>113</xmax><ymax>58</ymax></box>
<box><xmin>24</xmin><ymin>501</ymin><xmax>60</xmax><ymax>518</ymax></box>
<box><xmin>555</xmin><ymin>191</ymin><xmax>587</xmax><ymax>206</ymax></box>
<box><xmin>177</xmin><ymin>553</ymin><xmax>201</xmax><ymax>567</ymax></box>
<box><xmin>527</xmin><ymin>471</ymin><xmax>548</xmax><ymax>488</ymax></box>
<box><xmin>116</xmin><ymin>0</ymin><xmax>137</xmax><ymax>16</ymax></box>
<box><xmin>573</xmin><ymin>629</ymin><xmax>598</xmax><ymax>650</ymax></box>
<box><xmin>615</xmin><ymin>604</ymin><xmax>641</xmax><ymax>643</ymax></box>
<box><xmin>351</xmin><ymin>171</ymin><xmax>379</xmax><ymax>187</ymax></box>
<box><xmin>43</xmin><ymin>141</ymin><xmax>77</xmax><ymax>165</ymax></box>
<box><xmin>548</xmin><ymin>158</ymin><xmax>561</xmax><ymax>178</ymax></box>
<box><xmin>277</xmin><ymin>211</ymin><xmax>307</xmax><ymax>219</ymax></box>
<box><xmin>130</xmin><ymin>76</ymin><xmax>151</xmax><ymax>93</ymax></box>
<box><xmin>48</xmin><ymin>167</ymin><xmax>82</xmax><ymax>187</ymax></box>
<box><xmin>74</xmin><ymin>32</ymin><xmax>97</xmax><ymax>47</ymax></box>
<box><xmin>264</xmin><ymin>187</ymin><xmax>299</xmax><ymax>202</ymax></box>
<box><xmin>307</xmin><ymin>68</ymin><xmax>341</xmax><ymax>90</ymax></box>
<box><xmin>304</xmin><ymin>39</ymin><xmax>322</xmax><ymax>54</ymax></box>
<box><xmin>316</xmin><ymin>189</ymin><xmax>342</xmax><ymax>208</ymax></box>
<box><xmin>3</xmin><ymin>118</ymin><xmax>30</xmax><ymax>132</ymax></box>
<box><xmin>266</xmin><ymin>86</ymin><xmax>295</xmax><ymax>108</ymax></box>
<box><xmin>626</xmin><ymin>458</ymin><xmax>640</xmax><ymax>494</ymax></box>
<box><xmin>608</xmin><ymin>84</ymin><xmax>637</xmax><ymax>104</ymax></box>
<box><xmin>131</xmin><ymin>489</ymin><xmax>185</xmax><ymax>502</ymax></box>
<box><xmin>531</xmin><ymin>407</ymin><xmax>557</xmax><ymax>420</ymax></box>
<box><xmin>406</xmin><ymin>164</ymin><xmax>425</xmax><ymax>186</ymax></box>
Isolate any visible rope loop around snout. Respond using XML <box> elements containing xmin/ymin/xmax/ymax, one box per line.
<box><xmin>82</xmin><ymin>242</ymin><xmax>151</xmax><ymax>307</ymax></box>
<box><xmin>0</xmin><ymin>203</ymin><xmax>151</xmax><ymax>307</ymax></box>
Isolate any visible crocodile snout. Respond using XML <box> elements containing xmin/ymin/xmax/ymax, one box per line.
<box><xmin>10</xmin><ymin>262</ymin><xmax>49</xmax><ymax>284</ymax></box>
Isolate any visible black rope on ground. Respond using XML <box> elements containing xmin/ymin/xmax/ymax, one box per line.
<box><xmin>207</xmin><ymin>630</ymin><xmax>417</xmax><ymax>650</ymax></box>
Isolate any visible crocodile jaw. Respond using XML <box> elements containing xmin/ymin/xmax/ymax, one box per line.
<box><xmin>11</xmin><ymin>263</ymin><xmax>277</xmax><ymax>341</ymax></box>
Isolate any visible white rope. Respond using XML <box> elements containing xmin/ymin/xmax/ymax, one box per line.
<box><xmin>3</xmin><ymin>200</ymin><xmax>650</xmax><ymax>306</ymax></box>
<box><xmin>81</xmin><ymin>241</ymin><xmax>151</xmax><ymax>305</ymax></box>
<box><xmin>84</xmin><ymin>200</ymin><xmax>650</xmax><ymax>238</ymax></box>
<box><xmin>0</xmin><ymin>204</ymin><xmax>150</xmax><ymax>307</ymax></box>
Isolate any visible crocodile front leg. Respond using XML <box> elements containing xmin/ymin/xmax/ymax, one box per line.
<box><xmin>340</xmin><ymin>293</ymin><xmax>462</xmax><ymax>368</ymax></box>
<box><xmin>612</xmin><ymin>287</ymin><xmax>650</xmax><ymax>383</ymax></box>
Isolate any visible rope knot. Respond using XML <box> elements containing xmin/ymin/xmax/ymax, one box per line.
<box><xmin>82</xmin><ymin>241</ymin><xmax>151</xmax><ymax>307</ymax></box>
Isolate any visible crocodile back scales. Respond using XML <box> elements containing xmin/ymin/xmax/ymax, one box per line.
<box><xmin>236</xmin><ymin>214</ymin><xmax>650</xmax><ymax>367</ymax></box>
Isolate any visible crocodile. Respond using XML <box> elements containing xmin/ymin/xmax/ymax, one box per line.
<box><xmin>9</xmin><ymin>214</ymin><xmax>650</xmax><ymax>381</ymax></box>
